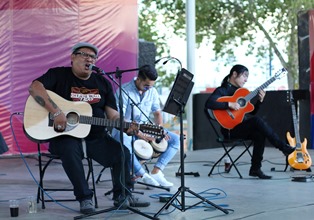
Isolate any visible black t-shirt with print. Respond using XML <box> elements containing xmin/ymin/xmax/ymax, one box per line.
<box><xmin>35</xmin><ymin>66</ymin><xmax>117</xmax><ymax>137</ymax></box>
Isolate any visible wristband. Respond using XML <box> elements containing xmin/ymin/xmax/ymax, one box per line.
<box><xmin>52</xmin><ymin>110</ymin><xmax>62</xmax><ymax>119</ymax></box>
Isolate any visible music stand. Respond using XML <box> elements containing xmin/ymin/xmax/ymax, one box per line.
<box><xmin>154</xmin><ymin>68</ymin><xmax>229</xmax><ymax>218</ymax></box>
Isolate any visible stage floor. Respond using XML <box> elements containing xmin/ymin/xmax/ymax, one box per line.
<box><xmin>1</xmin><ymin>146</ymin><xmax>314</xmax><ymax>220</ymax></box>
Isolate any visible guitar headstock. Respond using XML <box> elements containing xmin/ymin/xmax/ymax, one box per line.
<box><xmin>274</xmin><ymin>68</ymin><xmax>288</xmax><ymax>79</ymax></box>
<box><xmin>139</xmin><ymin>124</ymin><xmax>164</xmax><ymax>138</ymax></box>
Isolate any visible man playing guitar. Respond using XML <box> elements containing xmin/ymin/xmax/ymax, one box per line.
<box><xmin>205</xmin><ymin>64</ymin><xmax>295</xmax><ymax>179</ymax></box>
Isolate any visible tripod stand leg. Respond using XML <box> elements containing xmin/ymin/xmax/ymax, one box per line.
<box><xmin>185</xmin><ymin>188</ymin><xmax>229</xmax><ymax>214</ymax></box>
<box><xmin>128</xmin><ymin>206</ymin><xmax>159</xmax><ymax>220</ymax></box>
<box><xmin>155</xmin><ymin>97</ymin><xmax>229</xmax><ymax>219</ymax></box>
<box><xmin>154</xmin><ymin>188</ymin><xmax>182</xmax><ymax>218</ymax></box>
<box><xmin>74</xmin><ymin>204</ymin><xmax>159</xmax><ymax>220</ymax></box>
<box><xmin>74</xmin><ymin>207</ymin><xmax>117</xmax><ymax>220</ymax></box>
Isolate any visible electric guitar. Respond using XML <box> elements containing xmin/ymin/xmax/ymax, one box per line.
<box><xmin>213</xmin><ymin>68</ymin><xmax>287</xmax><ymax>129</ymax></box>
<box><xmin>286</xmin><ymin>91</ymin><xmax>312</xmax><ymax>170</ymax></box>
<box><xmin>23</xmin><ymin>90</ymin><xmax>164</xmax><ymax>142</ymax></box>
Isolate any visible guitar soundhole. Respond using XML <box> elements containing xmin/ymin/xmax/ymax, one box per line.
<box><xmin>237</xmin><ymin>98</ymin><xmax>246</xmax><ymax>107</ymax></box>
<box><xmin>66</xmin><ymin>111</ymin><xmax>79</xmax><ymax>126</ymax></box>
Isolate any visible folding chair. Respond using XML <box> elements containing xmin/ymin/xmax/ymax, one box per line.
<box><xmin>36</xmin><ymin>139</ymin><xmax>98</xmax><ymax>209</ymax></box>
<box><xmin>204</xmin><ymin>108</ymin><xmax>253</xmax><ymax>179</ymax></box>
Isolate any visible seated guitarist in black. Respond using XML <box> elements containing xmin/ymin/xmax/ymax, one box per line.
<box><xmin>205</xmin><ymin>64</ymin><xmax>295</xmax><ymax>179</ymax></box>
<box><xmin>28</xmin><ymin>42</ymin><xmax>150</xmax><ymax>214</ymax></box>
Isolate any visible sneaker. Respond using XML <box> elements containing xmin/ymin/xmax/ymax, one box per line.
<box><xmin>150</xmin><ymin>171</ymin><xmax>174</xmax><ymax>187</ymax></box>
<box><xmin>80</xmin><ymin>199</ymin><xmax>95</xmax><ymax>214</ymax></box>
<box><xmin>128</xmin><ymin>195</ymin><xmax>150</xmax><ymax>207</ymax></box>
<box><xmin>140</xmin><ymin>173</ymin><xmax>160</xmax><ymax>186</ymax></box>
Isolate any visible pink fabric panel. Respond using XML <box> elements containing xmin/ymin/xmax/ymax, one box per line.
<box><xmin>0</xmin><ymin>0</ymin><xmax>138</xmax><ymax>154</ymax></box>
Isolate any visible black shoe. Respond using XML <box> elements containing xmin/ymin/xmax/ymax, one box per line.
<box><xmin>113</xmin><ymin>195</ymin><xmax>129</xmax><ymax>209</ymax></box>
<box><xmin>113</xmin><ymin>195</ymin><xmax>150</xmax><ymax>208</ymax></box>
<box><xmin>128</xmin><ymin>196</ymin><xmax>150</xmax><ymax>207</ymax></box>
<box><xmin>80</xmin><ymin>199</ymin><xmax>95</xmax><ymax>214</ymax></box>
<box><xmin>249</xmin><ymin>169</ymin><xmax>272</xmax><ymax>179</ymax></box>
<box><xmin>281</xmin><ymin>144</ymin><xmax>295</xmax><ymax>156</ymax></box>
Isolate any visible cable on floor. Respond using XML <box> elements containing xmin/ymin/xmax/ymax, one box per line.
<box><xmin>10</xmin><ymin>112</ymin><xmax>79</xmax><ymax>213</ymax></box>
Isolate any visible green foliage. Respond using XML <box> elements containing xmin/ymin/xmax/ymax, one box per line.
<box><xmin>139</xmin><ymin>0</ymin><xmax>314</xmax><ymax>89</ymax></box>
<box><xmin>154</xmin><ymin>68</ymin><xmax>175</xmax><ymax>88</ymax></box>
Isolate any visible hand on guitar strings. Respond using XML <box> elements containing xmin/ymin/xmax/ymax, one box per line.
<box><xmin>135</xmin><ymin>131</ymin><xmax>155</xmax><ymax>142</ymax></box>
<box><xmin>228</xmin><ymin>102</ymin><xmax>240</xmax><ymax>111</ymax></box>
<box><xmin>53</xmin><ymin>111</ymin><xmax>67</xmax><ymax>132</ymax></box>
<box><xmin>125</xmin><ymin>121</ymin><xmax>139</xmax><ymax>136</ymax></box>
<box><xmin>258</xmin><ymin>89</ymin><xmax>266</xmax><ymax>102</ymax></box>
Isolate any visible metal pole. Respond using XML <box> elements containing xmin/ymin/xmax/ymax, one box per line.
<box><xmin>186</xmin><ymin>0</ymin><xmax>196</xmax><ymax>151</ymax></box>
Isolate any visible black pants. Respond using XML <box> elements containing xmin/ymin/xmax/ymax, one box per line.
<box><xmin>222</xmin><ymin>116</ymin><xmax>286</xmax><ymax>170</ymax></box>
<box><xmin>49</xmin><ymin>133</ymin><xmax>133</xmax><ymax>202</ymax></box>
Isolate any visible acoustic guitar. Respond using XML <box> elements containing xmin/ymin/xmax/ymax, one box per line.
<box><xmin>23</xmin><ymin>90</ymin><xmax>164</xmax><ymax>142</ymax></box>
<box><xmin>212</xmin><ymin>68</ymin><xmax>287</xmax><ymax>129</ymax></box>
<box><xmin>286</xmin><ymin>91</ymin><xmax>312</xmax><ymax>170</ymax></box>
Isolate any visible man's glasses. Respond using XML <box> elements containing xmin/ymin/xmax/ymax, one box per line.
<box><xmin>74</xmin><ymin>51</ymin><xmax>97</xmax><ymax>60</ymax></box>
<box><xmin>143</xmin><ymin>86</ymin><xmax>152</xmax><ymax>91</ymax></box>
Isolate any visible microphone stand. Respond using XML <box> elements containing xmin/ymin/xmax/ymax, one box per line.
<box><xmin>74</xmin><ymin>67</ymin><xmax>158</xmax><ymax>220</ymax></box>
<box><xmin>129</xmin><ymin>103</ymin><xmax>153</xmax><ymax>193</ymax></box>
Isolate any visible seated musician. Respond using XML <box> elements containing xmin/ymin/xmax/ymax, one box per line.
<box><xmin>112</xmin><ymin>65</ymin><xmax>179</xmax><ymax>187</ymax></box>
<box><xmin>28</xmin><ymin>42</ymin><xmax>150</xmax><ymax>214</ymax></box>
<box><xmin>205</xmin><ymin>64</ymin><xmax>295</xmax><ymax>179</ymax></box>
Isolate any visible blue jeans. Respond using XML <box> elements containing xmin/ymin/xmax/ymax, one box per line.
<box><xmin>112</xmin><ymin>128</ymin><xmax>179</xmax><ymax>176</ymax></box>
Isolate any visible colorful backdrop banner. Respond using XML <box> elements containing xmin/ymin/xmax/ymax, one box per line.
<box><xmin>0</xmin><ymin>0</ymin><xmax>138</xmax><ymax>155</ymax></box>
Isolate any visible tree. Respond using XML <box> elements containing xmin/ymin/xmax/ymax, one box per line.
<box><xmin>139</xmin><ymin>0</ymin><xmax>314</xmax><ymax>89</ymax></box>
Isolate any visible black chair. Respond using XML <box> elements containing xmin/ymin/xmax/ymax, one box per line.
<box><xmin>36</xmin><ymin>140</ymin><xmax>98</xmax><ymax>209</ymax></box>
<box><xmin>204</xmin><ymin>108</ymin><xmax>253</xmax><ymax>179</ymax></box>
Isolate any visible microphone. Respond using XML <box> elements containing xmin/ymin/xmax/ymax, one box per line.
<box><xmin>87</xmin><ymin>64</ymin><xmax>105</xmax><ymax>74</ymax></box>
<box><xmin>155</xmin><ymin>57</ymin><xmax>182</xmax><ymax>71</ymax></box>
<box><xmin>163</xmin><ymin>57</ymin><xmax>182</xmax><ymax>70</ymax></box>
<box><xmin>154</xmin><ymin>56</ymin><xmax>172</xmax><ymax>64</ymax></box>
<box><xmin>163</xmin><ymin>59</ymin><xmax>170</xmax><ymax>65</ymax></box>
<box><xmin>154</xmin><ymin>58</ymin><xmax>164</xmax><ymax>64</ymax></box>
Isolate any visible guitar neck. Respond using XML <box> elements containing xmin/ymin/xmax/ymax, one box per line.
<box><xmin>290</xmin><ymin>95</ymin><xmax>301</xmax><ymax>146</ymax></box>
<box><xmin>79</xmin><ymin>115</ymin><xmax>131</xmax><ymax>129</ymax></box>
<box><xmin>245</xmin><ymin>75</ymin><xmax>277</xmax><ymax>101</ymax></box>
